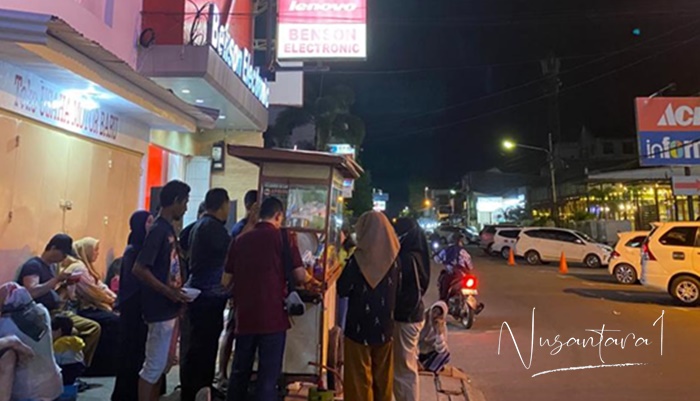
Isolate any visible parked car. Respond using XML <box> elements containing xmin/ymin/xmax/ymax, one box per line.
<box><xmin>514</xmin><ymin>227</ymin><xmax>613</xmax><ymax>268</ymax></box>
<box><xmin>479</xmin><ymin>223</ymin><xmax>519</xmax><ymax>254</ymax></box>
<box><xmin>608</xmin><ymin>231</ymin><xmax>648</xmax><ymax>284</ymax></box>
<box><xmin>433</xmin><ymin>225</ymin><xmax>477</xmax><ymax>245</ymax></box>
<box><xmin>491</xmin><ymin>228</ymin><xmax>522</xmax><ymax>259</ymax></box>
<box><xmin>640</xmin><ymin>222</ymin><xmax>700</xmax><ymax>305</ymax></box>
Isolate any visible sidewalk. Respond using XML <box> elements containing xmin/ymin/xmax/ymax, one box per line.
<box><xmin>419</xmin><ymin>367</ymin><xmax>487</xmax><ymax>401</ymax></box>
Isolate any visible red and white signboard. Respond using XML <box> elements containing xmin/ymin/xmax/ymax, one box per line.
<box><xmin>672</xmin><ymin>176</ymin><xmax>700</xmax><ymax>196</ymax></box>
<box><xmin>277</xmin><ymin>0</ymin><xmax>367</xmax><ymax>60</ymax></box>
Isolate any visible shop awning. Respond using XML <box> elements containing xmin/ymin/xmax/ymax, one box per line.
<box><xmin>588</xmin><ymin>166</ymin><xmax>700</xmax><ymax>182</ymax></box>
<box><xmin>0</xmin><ymin>10</ymin><xmax>216</xmax><ymax>133</ymax></box>
<box><xmin>228</xmin><ymin>145</ymin><xmax>364</xmax><ymax>179</ymax></box>
<box><xmin>138</xmin><ymin>45</ymin><xmax>269</xmax><ymax>132</ymax></box>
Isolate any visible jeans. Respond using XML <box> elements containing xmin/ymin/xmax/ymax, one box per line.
<box><xmin>226</xmin><ymin>332</ymin><xmax>286</xmax><ymax>401</ymax></box>
<box><xmin>180</xmin><ymin>295</ymin><xmax>227</xmax><ymax>401</ymax></box>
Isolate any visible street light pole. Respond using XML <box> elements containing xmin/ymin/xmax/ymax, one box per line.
<box><xmin>503</xmin><ymin>134</ymin><xmax>559</xmax><ymax>224</ymax></box>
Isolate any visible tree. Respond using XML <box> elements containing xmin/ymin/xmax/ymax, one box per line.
<box><xmin>346</xmin><ymin>169</ymin><xmax>373</xmax><ymax>217</ymax></box>
<box><xmin>407</xmin><ymin>179</ymin><xmax>429</xmax><ymax>211</ymax></box>
<box><xmin>266</xmin><ymin>83</ymin><xmax>366</xmax><ymax>151</ymax></box>
<box><xmin>267</xmin><ymin>82</ymin><xmax>371</xmax><ymax>217</ymax></box>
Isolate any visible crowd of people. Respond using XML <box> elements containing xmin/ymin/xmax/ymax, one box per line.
<box><xmin>0</xmin><ymin>178</ymin><xmax>470</xmax><ymax>401</ymax></box>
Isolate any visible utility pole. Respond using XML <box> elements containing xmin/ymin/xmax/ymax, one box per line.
<box><xmin>541</xmin><ymin>53</ymin><xmax>562</xmax><ymax>142</ymax></box>
<box><xmin>542</xmin><ymin>53</ymin><xmax>561</xmax><ymax>224</ymax></box>
<box><xmin>548</xmin><ymin>132</ymin><xmax>558</xmax><ymax>224</ymax></box>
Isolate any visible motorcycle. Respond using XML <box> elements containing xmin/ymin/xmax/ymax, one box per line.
<box><xmin>440</xmin><ymin>268</ymin><xmax>484</xmax><ymax>329</ymax></box>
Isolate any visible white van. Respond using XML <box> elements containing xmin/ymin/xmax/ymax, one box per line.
<box><xmin>640</xmin><ymin>222</ymin><xmax>700</xmax><ymax>305</ymax></box>
<box><xmin>515</xmin><ymin>227</ymin><xmax>613</xmax><ymax>268</ymax></box>
<box><xmin>492</xmin><ymin>228</ymin><xmax>522</xmax><ymax>259</ymax></box>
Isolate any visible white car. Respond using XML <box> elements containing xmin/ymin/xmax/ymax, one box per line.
<box><xmin>640</xmin><ymin>222</ymin><xmax>700</xmax><ymax>305</ymax></box>
<box><xmin>515</xmin><ymin>227</ymin><xmax>613</xmax><ymax>268</ymax></box>
<box><xmin>608</xmin><ymin>231</ymin><xmax>648</xmax><ymax>284</ymax></box>
<box><xmin>491</xmin><ymin>228</ymin><xmax>522</xmax><ymax>259</ymax></box>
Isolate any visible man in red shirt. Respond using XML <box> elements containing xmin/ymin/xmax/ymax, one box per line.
<box><xmin>224</xmin><ymin>197</ymin><xmax>307</xmax><ymax>401</ymax></box>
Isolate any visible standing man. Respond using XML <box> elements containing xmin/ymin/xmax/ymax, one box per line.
<box><xmin>230</xmin><ymin>190</ymin><xmax>258</xmax><ymax>238</ymax></box>
<box><xmin>180</xmin><ymin>202</ymin><xmax>206</xmax><ymax>282</ymax></box>
<box><xmin>133</xmin><ymin>180</ymin><xmax>191</xmax><ymax>401</ymax></box>
<box><xmin>224</xmin><ymin>197</ymin><xmax>309</xmax><ymax>401</ymax></box>
<box><xmin>180</xmin><ymin>188</ymin><xmax>231</xmax><ymax>401</ymax></box>
<box><xmin>17</xmin><ymin>234</ymin><xmax>102</xmax><ymax>368</ymax></box>
<box><xmin>218</xmin><ymin>189</ymin><xmax>258</xmax><ymax>385</ymax></box>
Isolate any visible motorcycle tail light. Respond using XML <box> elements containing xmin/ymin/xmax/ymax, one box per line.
<box><xmin>462</xmin><ymin>275</ymin><xmax>477</xmax><ymax>289</ymax></box>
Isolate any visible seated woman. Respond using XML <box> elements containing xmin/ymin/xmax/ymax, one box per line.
<box><xmin>418</xmin><ymin>301</ymin><xmax>451</xmax><ymax>374</ymax></box>
<box><xmin>0</xmin><ymin>335</ymin><xmax>34</xmax><ymax>401</ymax></box>
<box><xmin>0</xmin><ymin>284</ymin><xmax>35</xmax><ymax>401</ymax></box>
<box><xmin>0</xmin><ymin>282</ymin><xmax>62</xmax><ymax>401</ymax></box>
<box><xmin>62</xmin><ymin>238</ymin><xmax>120</xmax><ymax>376</ymax></box>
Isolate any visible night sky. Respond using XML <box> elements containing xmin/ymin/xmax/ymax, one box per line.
<box><xmin>307</xmin><ymin>0</ymin><xmax>700</xmax><ymax>212</ymax></box>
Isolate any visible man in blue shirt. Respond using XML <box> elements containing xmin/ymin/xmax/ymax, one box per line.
<box><xmin>230</xmin><ymin>190</ymin><xmax>258</xmax><ymax>239</ymax></box>
<box><xmin>180</xmin><ymin>188</ymin><xmax>231</xmax><ymax>401</ymax></box>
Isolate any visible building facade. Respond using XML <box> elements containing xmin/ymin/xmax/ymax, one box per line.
<box><xmin>0</xmin><ymin>0</ymin><xmax>302</xmax><ymax>283</ymax></box>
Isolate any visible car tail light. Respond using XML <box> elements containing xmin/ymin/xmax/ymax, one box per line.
<box><xmin>611</xmin><ymin>250</ymin><xmax>620</xmax><ymax>259</ymax></box>
<box><xmin>642</xmin><ymin>240</ymin><xmax>656</xmax><ymax>261</ymax></box>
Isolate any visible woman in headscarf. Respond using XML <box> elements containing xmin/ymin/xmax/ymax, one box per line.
<box><xmin>112</xmin><ymin>210</ymin><xmax>155</xmax><ymax>401</ymax></box>
<box><xmin>62</xmin><ymin>238</ymin><xmax>116</xmax><ymax>312</ymax></box>
<box><xmin>418</xmin><ymin>301</ymin><xmax>451</xmax><ymax>373</ymax></box>
<box><xmin>393</xmin><ymin>218</ymin><xmax>431</xmax><ymax>401</ymax></box>
<box><xmin>337</xmin><ymin>211</ymin><xmax>400</xmax><ymax>401</ymax></box>
<box><xmin>62</xmin><ymin>237</ymin><xmax>120</xmax><ymax>376</ymax></box>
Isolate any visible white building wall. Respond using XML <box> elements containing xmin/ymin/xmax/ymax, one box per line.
<box><xmin>2</xmin><ymin>0</ymin><xmax>143</xmax><ymax>68</ymax></box>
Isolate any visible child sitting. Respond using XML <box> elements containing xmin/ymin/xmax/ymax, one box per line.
<box><xmin>418</xmin><ymin>301</ymin><xmax>451</xmax><ymax>373</ymax></box>
<box><xmin>51</xmin><ymin>315</ymin><xmax>85</xmax><ymax>386</ymax></box>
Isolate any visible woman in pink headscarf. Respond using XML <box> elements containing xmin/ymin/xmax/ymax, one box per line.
<box><xmin>337</xmin><ymin>211</ymin><xmax>400</xmax><ymax>401</ymax></box>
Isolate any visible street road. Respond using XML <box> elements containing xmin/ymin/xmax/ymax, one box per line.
<box><xmin>432</xmin><ymin>247</ymin><xmax>700</xmax><ymax>401</ymax></box>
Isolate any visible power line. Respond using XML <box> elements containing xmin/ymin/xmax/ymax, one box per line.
<box><xmin>368</xmin><ymin>19</ymin><xmax>700</xmax><ymax>130</ymax></box>
<box><xmin>366</xmin><ymin>32</ymin><xmax>700</xmax><ymax>143</ymax></box>
<box><xmin>310</xmin><ymin>44</ymin><xmax>682</xmax><ymax>76</ymax></box>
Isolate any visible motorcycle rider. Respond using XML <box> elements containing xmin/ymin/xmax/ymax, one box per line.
<box><xmin>434</xmin><ymin>233</ymin><xmax>474</xmax><ymax>302</ymax></box>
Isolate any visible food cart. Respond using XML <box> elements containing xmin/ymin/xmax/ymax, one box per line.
<box><xmin>227</xmin><ymin>145</ymin><xmax>363</xmax><ymax>389</ymax></box>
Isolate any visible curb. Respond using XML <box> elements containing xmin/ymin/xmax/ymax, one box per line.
<box><xmin>465</xmin><ymin>376</ymin><xmax>488</xmax><ymax>401</ymax></box>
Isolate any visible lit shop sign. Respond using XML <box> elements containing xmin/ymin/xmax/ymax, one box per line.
<box><xmin>328</xmin><ymin>143</ymin><xmax>356</xmax><ymax>157</ymax></box>
<box><xmin>208</xmin><ymin>4</ymin><xmax>270</xmax><ymax>107</ymax></box>
<box><xmin>277</xmin><ymin>0</ymin><xmax>367</xmax><ymax>60</ymax></box>
<box><xmin>0</xmin><ymin>61</ymin><xmax>120</xmax><ymax>143</ymax></box>
<box><xmin>635</xmin><ymin>97</ymin><xmax>700</xmax><ymax>166</ymax></box>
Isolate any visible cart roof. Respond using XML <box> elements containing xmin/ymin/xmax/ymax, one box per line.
<box><xmin>227</xmin><ymin>145</ymin><xmax>363</xmax><ymax>179</ymax></box>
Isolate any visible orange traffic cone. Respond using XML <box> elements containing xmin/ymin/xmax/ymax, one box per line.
<box><xmin>508</xmin><ymin>248</ymin><xmax>516</xmax><ymax>266</ymax></box>
<box><xmin>559</xmin><ymin>252</ymin><xmax>568</xmax><ymax>274</ymax></box>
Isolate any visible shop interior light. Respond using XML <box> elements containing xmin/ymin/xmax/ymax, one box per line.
<box><xmin>195</xmin><ymin>99</ymin><xmax>204</xmax><ymax>104</ymax></box>
<box><xmin>181</xmin><ymin>89</ymin><xmax>191</xmax><ymax>94</ymax></box>
<box><xmin>219</xmin><ymin>115</ymin><xmax>226</xmax><ymax>120</ymax></box>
